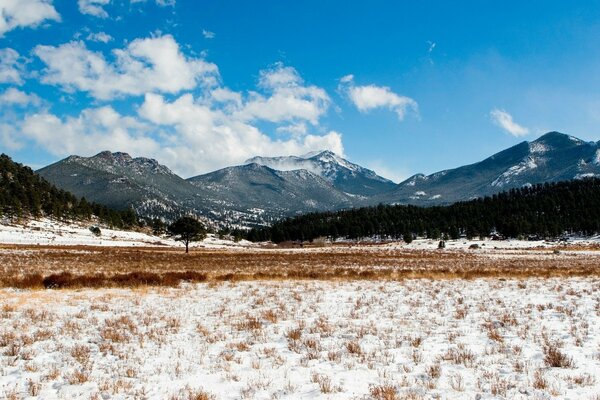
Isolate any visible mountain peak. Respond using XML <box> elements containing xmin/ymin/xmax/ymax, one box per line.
<box><xmin>533</xmin><ymin>131</ymin><xmax>584</xmax><ymax>147</ymax></box>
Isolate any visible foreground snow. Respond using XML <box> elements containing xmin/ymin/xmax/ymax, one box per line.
<box><xmin>1</xmin><ymin>279</ymin><xmax>599</xmax><ymax>399</ymax></box>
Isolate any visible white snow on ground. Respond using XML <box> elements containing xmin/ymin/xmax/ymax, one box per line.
<box><xmin>1</xmin><ymin>279</ymin><xmax>599</xmax><ymax>399</ymax></box>
<box><xmin>0</xmin><ymin>218</ymin><xmax>254</xmax><ymax>249</ymax></box>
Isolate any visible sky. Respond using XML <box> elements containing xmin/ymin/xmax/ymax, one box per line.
<box><xmin>2</xmin><ymin>1</ymin><xmax>600</xmax><ymax>182</ymax></box>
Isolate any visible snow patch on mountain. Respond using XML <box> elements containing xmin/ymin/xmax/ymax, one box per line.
<box><xmin>491</xmin><ymin>156</ymin><xmax>538</xmax><ymax>187</ymax></box>
<box><xmin>575</xmin><ymin>173</ymin><xmax>597</xmax><ymax>179</ymax></box>
<box><xmin>529</xmin><ymin>142</ymin><xmax>549</xmax><ymax>154</ymax></box>
<box><xmin>595</xmin><ymin>149</ymin><xmax>600</xmax><ymax>165</ymax></box>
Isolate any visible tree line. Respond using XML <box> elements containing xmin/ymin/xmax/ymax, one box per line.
<box><xmin>246</xmin><ymin>178</ymin><xmax>600</xmax><ymax>243</ymax></box>
<box><xmin>0</xmin><ymin>154</ymin><xmax>138</xmax><ymax>229</ymax></box>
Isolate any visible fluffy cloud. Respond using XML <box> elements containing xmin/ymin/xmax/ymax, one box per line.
<box><xmin>0</xmin><ymin>88</ymin><xmax>41</xmax><ymax>107</ymax></box>
<box><xmin>21</xmin><ymin>32</ymin><xmax>342</xmax><ymax>176</ymax></box>
<box><xmin>0</xmin><ymin>49</ymin><xmax>24</xmax><ymax>85</ymax></box>
<box><xmin>130</xmin><ymin>0</ymin><xmax>176</xmax><ymax>6</ymax></box>
<box><xmin>136</xmin><ymin>92</ymin><xmax>342</xmax><ymax>175</ymax></box>
<box><xmin>78</xmin><ymin>0</ymin><xmax>110</xmax><ymax>18</ymax></box>
<box><xmin>0</xmin><ymin>0</ymin><xmax>60</xmax><ymax>36</ymax></box>
<box><xmin>18</xmin><ymin>96</ymin><xmax>343</xmax><ymax>176</ymax></box>
<box><xmin>86</xmin><ymin>31</ymin><xmax>113</xmax><ymax>43</ymax></box>
<box><xmin>339</xmin><ymin>75</ymin><xmax>418</xmax><ymax>120</ymax></box>
<box><xmin>34</xmin><ymin>35</ymin><xmax>219</xmax><ymax>100</ymax></box>
<box><xmin>22</xmin><ymin>107</ymin><xmax>159</xmax><ymax>157</ymax></box>
<box><xmin>0</xmin><ymin>124</ymin><xmax>22</xmax><ymax>150</ymax></box>
<box><xmin>79</xmin><ymin>0</ymin><xmax>175</xmax><ymax>17</ymax></box>
<box><xmin>236</xmin><ymin>63</ymin><xmax>330</xmax><ymax>125</ymax></box>
<box><xmin>17</xmin><ymin>62</ymin><xmax>342</xmax><ymax>176</ymax></box>
<box><xmin>490</xmin><ymin>108</ymin><xmax>529</xmax><ymax>137</ymax></box>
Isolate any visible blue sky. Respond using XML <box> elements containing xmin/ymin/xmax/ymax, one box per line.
<box><xmin>2</xmin><ymin>1</ymin><xmax>600</xmax><ymax>181</ymax></box>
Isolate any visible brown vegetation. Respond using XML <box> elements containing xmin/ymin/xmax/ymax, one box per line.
<box><xmin>0</xmin><ymin>244</ymin><xmax>599</xmax><ymax>288</ymax></box>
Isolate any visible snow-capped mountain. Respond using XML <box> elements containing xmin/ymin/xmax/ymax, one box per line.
<box><xmin>38</xmin><ymin>151</ymin><xmax>362</xmax><ymax>227</ymax></box>
<box><xmin>377</xmin><ymin>132</ymin><xmax>600</xmax><ymax>205</ymax></box>
<box><xmin>36</xmin><ymin>132</ymin><xmax>600</xmax><ymax>226</ymax></box>
<box><xmin>187</xmin><ymin>163</ymin><xmax>356</xmax><ymax>225</ymax></box>
<box><xmin>245</xmin><ymin>150</ymin><xmax>396</xmax><ymax>196</ymax></box>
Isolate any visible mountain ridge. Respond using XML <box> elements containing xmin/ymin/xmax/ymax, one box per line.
<box><xmin>36</xmin><ymin>131</ymin><xmax>600</xmax><ymax>227</ymax></box>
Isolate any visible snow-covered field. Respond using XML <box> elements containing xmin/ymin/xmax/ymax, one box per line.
<box><xmin>1</xmin><ymin>279</ymin><xmax>600</xmax><ymax>399</ymax></box>
<box><xmin>0</xmin><ymin>218</ymin><xmax>253</xmax><ymax>249</ymax></box>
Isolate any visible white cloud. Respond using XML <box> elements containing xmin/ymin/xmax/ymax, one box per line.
<box><xmin>0</xmin><ymin>124</ymin><xmax>23</xmax><ymax>150</ymax></box>
<box><xmin>22</xmin><ymin>106</ymin><xmax>160</xmax><ymax>157</ymax></box>
<box><xmin>202</xmin><ymin>29</ymin><xmax>215</xmax><ymax>39</ymax></box>
<box><xmin>16</xmin><ymin>61</ymin><xmax>343</xmax><ymax>177</ymax></box>
<box><xmin>339</xmin><ymin>76</ymin><xmax>418</xmax><ymax>120</ymax></box>
<box><xmin>137</xmin><ymin>92</ymin><xmax>343</xmax><ymax>175</ymax></box>
<box><xmin>0</xmin><ymin>88</ymin><xmax>41</xmax><ymax>107</ymax></box>
<box><xmin>490</xmin><ymin>108</ymin><xmax>529</xmax><ymax>137</ymax></box>
<box><xmin>130</xmin><ymin>0</ymin><xmax>176</xmax><ymax>6</ymax></box>
<box><xmin>79</xmin><ymin>0</ymin><xmax>175</xmax><ymax>17</ymax></box>
<box><xmin>0</xmin><ymin>0</ymin><xmax>60</xmax><ymax>36</ymax></box>
<box><xmin>86</xmin><ymin>31</ymin><xmax>113</xmax><ymax>43</ymax></box>
<box><xmin>18</xmin><ymin>96</ymin><xmax>343</xmax><ymax>177</ymax></box>
<box><xmin>427</xmin><ymin>41</ymin><xmax>436</xmax><ymax>53</ymax></box>
<box><xmin>0</xmin><ymin>48</ymin><xmax>24</xmax><ymax>85</ymax></box>
<box><xmin>35</xmin><ymin>35</ymin><xmax>219</xmax><ymax>100</ymax></box>
<box><xmin>78</xmin><ymin>0</ymin><xmax>110</xmax><ymax>18</ymax></box>
<box><xmin>21</xmin><ymin>32</ymin><xmax>342</xmax><ymax>176</ymax></box>
<box><xmin>236</xmin><ymin>63</ymin><xmax>330</xmax><ymax>124</ymax></box>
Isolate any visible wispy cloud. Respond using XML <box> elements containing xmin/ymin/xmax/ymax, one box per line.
<box><xmin>86</xmin><ymin>31</ymin><xmax>113</xmax><ymax>43</ymax></box>
<box><xmin>202</xmin><ymin>29</ymin><xmax>215</xmax><ymax>39</ymax></box>
<box><xmin>490</xmin><ymin>108</ymin><xmax>529</xmax><ymax>137</ymax></box>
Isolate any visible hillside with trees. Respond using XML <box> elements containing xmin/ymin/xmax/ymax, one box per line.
<box><xmin>248</xmin><ymin>178</ymin><xmax>600</xmax><ymax>243</ymax></box>
<box><xmin>0</xmin><ymin>154</ymin><xmax>138</xmax><ymax>228</ymax></box>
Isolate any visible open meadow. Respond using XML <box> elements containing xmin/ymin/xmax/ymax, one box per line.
<box><xmin>1</xmin><ymin>243</ymin><xmax>600</xmax><ymax>399</ymax></box>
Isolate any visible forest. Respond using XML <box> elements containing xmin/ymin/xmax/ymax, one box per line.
<box><xmin>0</xmin><ymin>154</ymin><xmax>138</xmax><ymax>229</ymax></box>
<box><xmin>247</xmin><ymin>178</ymin><xmax>600</xmax><ymax>243</ymax></box>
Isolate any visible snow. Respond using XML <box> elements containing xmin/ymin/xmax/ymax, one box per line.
<box><xmin>595</xmin><ymin>149</ymin><xmax>600</xmax><ymax>165</ymax></box>
<box><xmin>491</xmin><ymin>156</ymin><xmax>538</xmax><ymax>187</ymax></box>
<box><xmin>0</xmin><ymin>218</ymin><xmax>254</xmax><ymax>249</ymax></box>
<box><xmin>1</xmin><ymin>278</ymin><xmax>599</xmax><ymax>399</ymax></box>
<box><xmin>575</xmin><ymin>173</ymin><xmax>597</xmax><ymax>179</ymax></box>
<box><xmin>528</xmin><ymin>142</ymin><xmax>549</xmax><ymax>154</ymax></box>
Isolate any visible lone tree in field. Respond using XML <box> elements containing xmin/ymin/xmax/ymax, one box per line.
<box><xmin>168</xmin><ymin>216</ymin><xmax>206</xmax><ymax>253</ymax></box>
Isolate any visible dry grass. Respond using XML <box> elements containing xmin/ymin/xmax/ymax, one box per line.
<box><xmin>1</xmin><ymin>244</ymin><xmax>599</xmax><ymax>288</ymax></box>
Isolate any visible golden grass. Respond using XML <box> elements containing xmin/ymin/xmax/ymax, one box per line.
<box><xmin>0</xmin><ymin>244</ymin><xmax>599</xmax><ymax>288</ymax></box>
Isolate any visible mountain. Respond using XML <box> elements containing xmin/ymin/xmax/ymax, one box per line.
<box><xmin>38</xmin><ymin>151</ymin><xmax>360</xmax><ymax>227</ymax></box>
<box><xmin>0</xmin><ymin>153</ymin><xmax>137</xmax><ymax>228</ymax></box>
<box><xmin>245</xmin><ymin>150</ymin><xmax>396</xmax><ymax>196</ymax></box>
<box><xmin>37</xmin><ymin>151</ymin><xmax>202</xmax><ymax>221</ymax></box>
<box><xmin>187</xmin><ymin>163</ymin><xmax>356</xmax><ymax>225</ymax></box>
<box><xmin>377</xmin><ymin>132</ymin><xmax>600</xmax><ymax>205</ymax></box>
<box><xmin>36</xmin><ymin>132</ymin><xmax>600</xmax><ymax>227</ymax></box>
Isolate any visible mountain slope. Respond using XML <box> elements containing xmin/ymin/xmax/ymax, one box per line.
<box><xmin>38</xmin><ymin>152</ymin><xmax>360</xmax><ymax>227</ymax></box>
<box><xmin>37</xmin><ymin>151</ymin><xmax>201</xmax><ymax>220</ymax></box>
<box><xmin>245</xmin><ymin>150</ymin><xmax>396</xmax><ymax>196</ymax></box>
<box><xmin>377</xmin><ymin>132</ymin><xmax>600</xmax><ymax>205</ymax></box>
<box><xmin>0</xmin><ymin>153</ymin><xmax>136</xmax><ymax>227</ymax></box>
<box><xmin>187</xmin><ymin>163</ymin><xmax>356</xmax><ymax>225</ymax></box>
